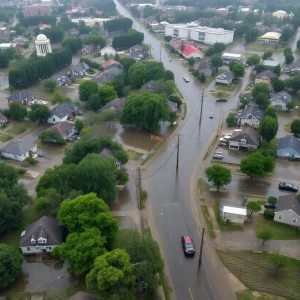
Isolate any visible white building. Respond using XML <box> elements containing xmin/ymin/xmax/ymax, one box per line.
<box><xmin>272</xmin><ymin>10</ymin><xmax>288</xmax><ymax>19</ymax></box>
<box><xmin>221</xmin><ymin>206</ymin><xmax>247</xmax><ymax>224</ymax></box>
<box><xmin>165</xmin><ymin>24</ymin><xmax>234</xmax><ymax>45</ymax></box>
<box><xmin>1</xmin><ymin>140</ymin><xmax>37</xmax><ymax>162</ymax></box>
<box><xmin>35</xmin><ymin>34</ymin><xmax>52</xmax><ymax>57</ymax></box>
<box><xmin>100</xmin><ymin>46</ymin><xmax>117</xmax><ymax>56</ymax></box>
<box><xmin>71</xmin><ymin>18</ymin><xmax>112</xmax><ymax>27</ymax></box>
<box><xmin>259</xmin><ymin>32</ymin><xmax>281</xmax><ymax>44</ymax></box>
<box><xmin>221</xmin><ymin>52</ymin><xmax>243</xmax><ymax>63</ymax></box>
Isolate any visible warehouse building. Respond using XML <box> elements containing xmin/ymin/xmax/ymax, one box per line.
<box><xmin>221</xmin><ymin>53</ymin><xmax>243</xmax><ymax>64</ymax></box>
<box><xmin>259</xmin><ymin>32</ymin><xmax>281</xmax><ymax>44</ymax></box>
<box><xmin>165</xmin><ymin>24</ymin><xmax>234</xmax><ymax>45</ymax></box>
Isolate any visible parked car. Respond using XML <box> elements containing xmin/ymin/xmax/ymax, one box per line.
<box><xmin>219</xmin><ymin>135</ymin><xmax>231</xmax><ymax>142</ymax></box>
<box><xmin>278</xmin><ymin>182</ymin><xmax>299</xmax><ymax>192</ymax></box>
<box><xmin>209</xmin><ymin>112</ymin><xmax>214</xmax><ymax>119</ymax></box>
<box><xmin>181</xmin><ymin>236</ymin><xmax>195</xmax><ymax>256</ymax></box>
<box><xmin>67</xmin><ymin>136</ymin><xmax>77</xmax><ymax>142</ymax></box>
<box><xmin>213</xmin><ymin>154</ymin><xmax>223</xmax><ymax>159</ymax></box>
<box><xmin>216</xmin><ymin>98</ymin><xmax>227</xmax><ymax>102</ymax></box>
<box><xmin>183</xmin><ymin>76</ymin><xmax>190</xmax><ymax>82</ymax></box>
<box><xmin>264</xmin><ymin>203</ymin><xmax>276</xmax><ymax>209</ymax></box>
<box><xmin>219</xmin><ymin>142</ymin><xmax>227</xmax><ymax>147</ymax></box>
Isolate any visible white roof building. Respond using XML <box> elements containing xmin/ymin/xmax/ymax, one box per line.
<box><xmin>35</xmin><ymin>34</ymin><xmax>52</xmax><ymax>56</ymax></box>
<box><xmin>221</xmin><ymin>205</ymin><xmax>247</xmax><ymax>224</ymax></box>
<box><xmin>259</xmin><ymin>32</ymin><xmax>281</xmax><ymax>44</ymax></box>
<box><xmin>272</xmin><ymin>10</ymin><xmax>288</xmax><ymax>19</ymax></box>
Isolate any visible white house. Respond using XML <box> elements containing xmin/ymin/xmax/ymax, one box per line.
<box><xmin>100</xmin><ymin>46</ymin><xmax>117</xmax><ymax>56</ymax></box>
<box><xmin>20</xmin><ymin>216</ymin><xmax>63</xmax><ymax>255</ymax></box>
<box><xmin>235</xmin><ymin>105</ymin><xmax>265</xmax><ymax>128</ymax></box>
<box><xmin>1</xmin><ymin>140</ymin><xmax>37</xmax><ymax>161</ymax></box>
<box><xmin>48</xmin><ymin>102</ymin><xmax>78</xmax><ymax>124</ymax></box>
<box><xmin>221</xmin><ymin>206</ymin><xmax>247</xmax><ymax>224</ymax></box>
<box><xmin>165</xmin><ymin>24</ymin><xmax>234</xmax><ymax>45</ymax></box>
<box><xmin>215</xmin><ymin>70</ymin><xmax>233</xmax><ymax>86</ymax></box>
<box><xmin>272</xmin><ymin>10</ymin><xmax>288</xmax><ymax>19</ymax></box>
<box><xmin>270</xmin><ymin>91</ymin><xmax>292</xmax><ymax>111</ymax></box>
<box><xmin>229</xmin><ymin>128</ymin><xmax>260</xmax><ymax>150</ymax></box>
<box><xmin>274</xmin><ymin>194</ymin><xmax>300</xmax><ymax>227</ymax></box>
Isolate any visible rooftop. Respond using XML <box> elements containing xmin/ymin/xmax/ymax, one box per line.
<box><xmin>166</xmin><ymin>23</ymin><xmax>234</xmax><ymax>34</ymax></box>
<box><xmin>221</xmin><ymin>52</ymin><xmax>242</xmax><ymax>58</ymax></box>
<box><xmin>1</xmin><ymin>140</ymin><xmax>35</xmax><ymax>156</ymax></box>
<box><xmin>277</xmin><ymin>136</ymin><xmax>300</xmax><ymax>154</ymax></box>
<box><xmin>223</xmin><ymin>206</ymin><xmax>247</xmax><ymax>216</ymax></box>
<box><xmin>230</xmin><ymin>128</ymin><xmax>260</xmax><ymax>147</ymax></box>
<box><xmin>275</xmin><ymin>194</ymin><xmax>300</xmax><ymax>215</ymax></box>
<box><xmin>260</xmin><ymin>32</ymin><xmax>282</xmax><ymax>40</ymax></box>
<box><xmin>236</xmin><ymin>105</ymin><xmax>265</xmax><ymax>121</ymax></box>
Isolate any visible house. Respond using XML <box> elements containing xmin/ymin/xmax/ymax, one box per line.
<box><xmin>170</xmin><ymin>39</ymin><xmax>192</xmax><ymax>51</ymax></box>
<box><xmin>229</xmin><ymin>128</ymin><xmax>260</xmax><ymax>150</ymax></box>
<box><xmin>1</xmin><ymin>140</ymin><xmax>37</xmax><ymax>161</ymax></box>
<box><xmin>262</xmin><ymin>60</ymin><xmax>280</xmax><ymax>71</ymax></box>
<box><xmin>102</xmin><ymin>98</ymin><xmax>125</xmax><ymax>115</ymax></box>
<box><xmin>277</xmin><ymin>136</ymin><xmax>300</xmax><ymax>159</ymax></box>
<box><xmin>79</xmin><ymin>45</ymin><xmax>94</xmax><ymax>55</ymax></box>
<box><xmin>270</xmin><ymin>91</ymin><xmax>292</xmax><ymax>111</ymax></box>
<box><xmin>39</xmin><ymin>24</ymin><xmax>51</xmax><ymax>30</ymax></box>
<box><xmin>93</xmin><ymin>66</ymin><xmax>123</xmax><ymax>86</ymax></box>
<box><xmin>274</xmin><ymin>194</ymin><xmax>300</xmax><ymax>227</ymax></box>
<box><xmin>102</xmin><ymin>59</ymin><xmax>121</xmax><ymax>70</ymax></box>
<box><xmin>168</xmin><ymin>100</ymin><xmax>178</xmax><ymax>113</ymax></box>
<box><xmin>182</xmin><ymin>45</ymin><xmax>204</xmax><ymax>59</ymax></box>
<box><xmin>141</xmin><ymin>80</ymin><xmax>161</xmax><ymax>93</ymax></box>
<box><xmin>100</xmin><ymin>46</ymin><xmax>117</xmax><ymax>56</ymax></box>
<box><xmin>272</xmin><ymin>10</ymin><xmax>288</xmax><ymax>19</ymax></box>
<box><xmin>100</xmin><ymin>147</ymin><xmax>121</xmax><ymax>169</ymax></box>
<box><xmin>283</xmin><ymin>61</ymin><xmax>300</xmax><ymax>74</ymax></box>
<box><xmin>215</xmin><ymin>70</ymin><xmax>233</xmax><ymax>86</ymax></box>
<box><xmin>53</xmin><ymin>75</ymin><xmax>71</xmax><ymax>87</ymax></box>
<box><xmin>221</xmin><ymin>205</ymin><xmax>247</xmax><ymax>224</ymax></box>
<box><xmin>0</xmin><ymin>29</ymin><xmax>9</xmax><ymax>41</ymax></box>
<box><xmin>129</xmin><ymin>45</ymin><xmax>148</xmax><ymax>62</ymax></box>
<box><xmin>255</xmin><ymin>71</ymin><xmax>277</xmax><ymax>85</ymax></box>
<box><xmin>68</xmin><ymin>62</ymin><xmax>89</xmax><ymax>78</ymax></box>
<box><xmin>12</xmin><ymin>36</ymin><xmax>29</xmax><ymax>45</ymax></box>
<box><xmin>194</xmin><ymin>61</ymin><xmax>213</xmax><ymax>76</ymax></box>
<box><xmin>221</xmin><ymin>53</ymin><xmax>243</xmax><ymax>64</ymax></box>
<box><xmin>235</xmin><ymin>105</ymin><xmax>265</xmax><ymax>127</ymax></box>
<box><xmin>20</xmin><ymin>216</ymin><xmax>63</xmax><ymax>255</ymax></box>
<box><xmin>7</xmin><ymin>90</ymin><xmax>35</xmax><ymax>106</ymax></box>
<box><xmin>68</xmin><ymin>28</ymin><xmax>80</xmax><ymax>36</ymax></box>
<box><xmin>259</xmin><ymin>32</ymin><xmax>281</xmax><ymax>44</ymax></box>
<box><xmin>48</xmin><ymin>102</ymin><xmax>79</xmax><ymax>124</ymax></box>
<box><xmin>68</xmin><ymin>292</ymin><xmax>98</xmax><ymax>300</ymax></box>
<box><xmin>47</xmin><ymin>121</ymin><xmax>76</xmax><ymax>140</ymax></box>
<box><xmin>0</xmin><ymin>113</ymin><xmax>8</xmax><ymax>125</ymax></box>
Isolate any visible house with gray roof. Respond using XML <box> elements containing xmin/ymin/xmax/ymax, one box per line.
<box><xmin>79</xmin><ymin>44</ymin><xmax>95</xmax><ymax>55</ymax></box>
<box><xmin>67</xmin><ymin>62</ymin><xmax>89</xmax><ymax>78</ymax></box>
<box><xmin>43</xmin><ymin>121</ymin><xmax>76</xmax><ymax>142</ymax></box>
<box><xmin>215</xmin><ymin>70</ymin><xmax>233</xmax><ymax>86</ymax></box>
<box><xmin>283</xmin><ymin>61</ymin><xmax>300</xmax><ymax>74</ymax></box>
<box><xmin>229</xmin><ymin>128</ymin><xmax>260</xmax><ymax>150</ymax></box>
<box><xmin>100</xmin><ymin>147</ymin><xmax>121</xmax><ymax>169</ymax></box>
<box><xmin>277</xmin><ymin>136</ymin><xmax>300</xmax><ymax>160</ymax></box>
<box><xmin>68</xmin><ymin>28</ymin><xmax>80</xmax><ymax>36</ymax></box>
<box><xmin>235</xmin><ymin>105</ymin><xmax>265</xmax><ymax>127</ymax></box>
<box><xmin>48</xmin><ymin>102</ymin><xmax>79</xmax><ymax>124</ymax></box>
<box><xmin>20</xmin><ymin>216</ymin><xmax>63</xmax><ymax>255</ymax></box>
<box><xmin>141</xmin><ymin>80</ymin><xmax>161</xmax><ymax>93</ymax></box>
<box><xmin>274</xmin><ymin>194</ymin><xmax>300</xmax><ymax>227</ymax></box>
<box><xmin>270</xmin><ymin>91</ymin><xmax>292</xmax><ymax>111</ymax></box>
<box><xmin>129</xmin><ymin>45</ymin><xmax>148</xmax><ymax>62</ymax></box>
<box><xmin>194</xmin><ymin>61</ymin><xmax>213</xmax><ymax>76</ymax></box>
<box><xmin>8</xmin><ymin>90</ymin><xmax>35</xmax><ymax>106</ymax></box>
<box><xmin>1</xmin><ymin>140</ymin><xmax>37</xmax><ymax>161</ymax></box>
<box><xmin>0</xmin><ymin>113</ymin><xmax>8</xmax><ymax>125</ymax></box>
<box><xmin>102</xmin><ymin>97</ymin><xmax>125</xmax><ymax>115</ymax></box>
<box><xmin>168</xmin><ymin>100</ymin><xmax>178</xmax><ymax>113</ymax></box>
<box><xmin>93</xmin><ymin>66</ymin><xmax>123</xmax><ymax>86</ymax></box>
<box><xmin>12</xmin><ymin>36</ymin><xmax>29</xmax><ymax>45</ymax></box>
<box><xmin>255</xmin><ymin>71</ymin><xmax>277</xmax><ymax>85</ymax></box>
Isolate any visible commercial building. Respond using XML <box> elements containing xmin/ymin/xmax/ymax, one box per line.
<box><xmin>221</xmin><ymin>52</ymin><xmax>243</xmax><ymax>64</ymax></box>
<box><xmin>24</xmin><ymin>5</ymin><xmax>52</xmax><ymax>18</ymax></box>
<box><xmin>259</xmin><ymin>32</ymin><xmax>281</xmax><ymax>44</ymax></box>
<box><xmin>35</xmin><ymin>34</ymin><xmax>52</xmax><ymax>57</ymax></box>
<box><xmin>71</xmin><ymin>18</ymin><xmax>112</xmax><ymax>27</ymax></box>
<box><xmin>165</xmin><ymin>24</ymin><xmax>234</xmax><ymax>45</ymax></box>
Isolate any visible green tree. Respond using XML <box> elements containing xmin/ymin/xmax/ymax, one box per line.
<box><xmin>86</xmin><ymin>249</ymin><xmax>136</xmax><ymax>295</ymax></box>
<box><xmin>257</xmin><ymin>229</ymin><xmax>273</xmax><ymax>246</ymax></box>
<box><xmin>79</xmin><ymin>80</ymin><xmax>98</xmax><ymax>101</ymax></box>
<box><xmin>265</xmin><ymin>107</ymin><xmax>277</xmax><ymax>119</ymax></box>
<box><xmin>297</xmin><ymin>39</ymin><xmax>300</xmax><ymax>51</ymax></box>
<box><xmin>163</xmin><ymin>70</ymin><xmax>174</xmax><ymax>81</ymax></box>
<box><xmin>255</xmin><ymin>93</ymin><xmax>269</xmax><ymax>110</ymax></box>
<box><xmin>285</xmin><ymin>54</ymin><xmax>294</xmax><ymax>64</ymax></box>
<box><xmin>104</xmin><ymin>17</ymin><xmax>133</xmax><ymax>33</ymax></box>
<box><xmin>4</xmin><ymin>102</ymin><xmax>27</xmax><ymax>120</ymax></box>
<box><xmin>102</xmin><ymin>109</ymin><xmax>116</xmax><ymax>127</ymax></box>
<box><xmin>246</xmin><ymin>54</ymin><xmax>260</xmax><ymax>66</ymax></box>
<box><xmin>39</xmin><ymin>130</ymin><xmax>66</xmax><ymax>145</ymax></box>
<box><xmin>246</xmin><ymin>201</ymin><xmax>261</xmax><ymax>217</ymax></box>
<box><xmin>254</xmin><ymin>64</ymin><xmax>266</xmax><ymax>74</ymax></box>
<box><xmin>280</xmin><ymin>28</ymin><xmax>295</xmax><ymax>43</ymax></box>
<box><xmin>28</xmin><ymin>104</ymin><xmax>51</xmax><ymax>123</ymax></box>
<box><xmin>284</xmin><ymin>47</ymin><xmax>293</xmax><ymax>57</ymax></box>
<box><xmin>273</xmin><ymin>65</ymin><xmax>281</xmax><ymax>76</ymax></box>
<box><xmin>286</xmin><ymin>102</ymin><xmax>294</xmax><ymax>112</ymax></box>
<box><xmin>128</xmin><ymin>63</ymin><xmax>147</xmax><ymax>88</ymax></box>
<box><xmin>272</xmin><ymin>78</ymin><xmax>285</xmax><ymax>93</ymax></box>
<box><xmin>58</xmin><ymin>193</ymin><xmax>118</xmax><ymax>246</ymax></box>
<box><xmin>169</xmin><ymin>95</ymin><xmax>182</xmax><ymax>106</ymax></box>
<box><xmin>210</xmin><ymin>54</ymin><xmax>223</xmax><ymax>71</ymax></box>
<box><xmin>286</xmin><ymin>75</ymin><xmax>300</xmax><ymax>94</ymax></box>
<box><xmin>240</xmin><ymin>152</ymin><xmax>274</xmax><ymax>179</ymax></box>
<box><xmin>52</xmin><ymin>91</ymin><xmax>64</xmax><ymax>104</ymax></box>
<box><xmin>262</xmin><ymin>51</ymin><xmax>273</xmax><ymax>60</ymax></box>
<box><xmin>88</xmin><ymin>94</ymin><xmax>102</xmax><ymax>111</ymax></box>
<box><xmin>86</xmin><ymin>35</ymin><xmax>106</xmax><ymax>48</ymax></box>
<box><xmin>121</xmin><ymin>91</ymin><xmax>169</xmax><ymax>132</ymax></box>
<box><xmin>44</xmin><ymin>79</ymin><xmax>57</xmax><ymax>92</ymax></box>
<box><xmin>0</xmin><ymin>244</ymin><xmax>23</xmax><ymax>288</ymax></box>
<box><xmin>188</xmin><ymin>57</ymin><xmax>195</xmax><ymax>66</ymax></box>
<box><xmin>291</xmin><ymin>119</ymin><xmax>300</xmax><ymax>135</ymax></box>
<box><xmin>232</xmin><ymin>63</ymin><xmax>245</xmax><ymax>78</ymax></box>
<box><xmin>115</xmin><ymin>169</ymin><xmax>129</xmax><ymax>185</ymax></box>
<box><xmin>245</xmin><ymin>28</ymin><xmax>259</xmax><ymax>43</ymax></box>
<box><xmin>120</xmin><ymin>57</ymin><xmax>135</xmax><ymax>73</ymax></box>
<box><xmin>199</xmin><ymin>72</ymin><xmax>206</xmax><ymax>83</ymax></box>
<box><xmin>205</xmin><ymin>165</ymin><xmax>231</xmax><ymax>190</ymax></box>
<box><xmin>226</xmin><ymin>112</ymin><xmax>236</xmax><ymax>127</ymax></box>
<box><xmin>252</xmin><ymin>83</ymin><xmax>270</xmax><ymax>98</ymax></box>
<box><xmin>269</xmin><ymin>253</ymin><xmax>289</xmax><ymax>275</ymax></box>
<box><xmin>259</xmin><ymin>116</ymin><xmax>278</xmax><ymax>141</ymax></box>
<box><xmin>98</xmin><ymin>85</ymin><xmax>117</xmax><ymax>105</ymax></box>
<box><xmin>62</xmin><ymin>37</ymin><xmax>83</xmax><ymax>54</ymax></box>
<box><xmin>75</xmin><ymin>119</ymin><xmax>84</xmax><ymax>133</ymax></box>
<box><xmin>53</xmin><ymin>228</ymin><xmax>107</xmax><ymax>275</ymax></box>
<box><xmin>0</xmin><ymin>52</ymin><xmax>9</xmax><ymax>68</ymax></box>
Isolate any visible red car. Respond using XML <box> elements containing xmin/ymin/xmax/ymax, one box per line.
<box><xmin>181</xmin><ymin>235</ymin><xmax>195</xmax><ymax>256</ymax></box>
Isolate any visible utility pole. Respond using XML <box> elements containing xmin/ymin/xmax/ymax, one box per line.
<box><xmin>160</xmin><ymin>45</ymin><xmax>162</xmax><ymax>62</ymax></box>
<box><xmin>198</xmin><ymin>228</ymin><xmax>205</xmax><ymax>268</ymax></box>
<box><xmin>217</xmin><ymin>109</ymin><xmax>222</xmax><ymax>136</ymax></box>
<box><xmin>199</xmin><ymin>88</ymin><xmax>204</xmax><ymax>121</ymax></box>
<box><xmin>137</xmin><ymin>167</ymin><xmax>144</xmax><ymax>237</ymax></box>
<box><xmin>176</xmin><ymin>134</ymin><xmax>180</xmax><ymax>172</ymax></box>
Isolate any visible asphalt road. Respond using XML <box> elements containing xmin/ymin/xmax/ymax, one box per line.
<box><xmin>115</xmin><ymin>2</ymin><xmax>250</xmax><ymax>299</ymax></box>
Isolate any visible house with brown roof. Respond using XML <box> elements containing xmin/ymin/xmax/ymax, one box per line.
<box><xmin>255</xmin><ymin>71</ymin><xmax>278</xmax><ymax>85</ymax></box>
<box><xmin>229</xmin><ymin>128</ymin><xmax>260</xmax><ymax>151</ymax></box>
<box><xmin>8</xmin><ymin>90</ymin><xmax>35</xmax><ymax>106</ymax></box>
<box><xmin>102</xmin><ymin>59</ymin><xmax>121</xmax><ymax>69</ymax></box>
<box><xmin>47</xmin><ymin>121</ymin><xmax>76</xmax><ymax>140</ymax></box>
<box><xmin>20</xmin><ymin>216</ymin><xmax>63</xmax><ymax>255</ymax></box>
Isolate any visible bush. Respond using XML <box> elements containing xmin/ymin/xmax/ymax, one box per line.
<box><xmin>17</xmin><ymin>168</ymin><xmax>27</xmax><ymax>175</ymax></box>
<box><xmin>141</xmin><ymin>189</ymin><xmax>148</xmax><ymax>201</ymax></box>
<box><xmin>169</xmin><ymin>95</ymin><xmax>182</xmax><ymax>106</ymax></box>
<box><xmin>115</xmin><ymin>169</ymin><xmax>129</xmax><ymax>185</ymax></box>
<box><xmin>264</xmin><ymin>209</ymin><xmax>275</xmax><ymax>220</ymax></box>
<box><xmin>26</xmin><ymin>157</ymin><xmax>38</xmax><ymax>164</ymax></box>
<box><xmin>268</xmin><ymin>196</ymin><xmax>277</xmax><ymax>204</ymax></box>
<box><xmin>226</xmin><ymin>112</ymin><xmax>236</xmax><ymax>127</ymax></box>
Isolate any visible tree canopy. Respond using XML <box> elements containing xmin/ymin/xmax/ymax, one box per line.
<box><xmin>205</xmin><ymin>165</ymin><xmax>231</xmax><ymax>190</ymax></box>
<box><xmin>98</xmin><ymin>85</ymin><xmax>117</xmax><ymax>105</ymax></box>
<box><xmin>259</xmin><ymin>115</ymin><xmax>278</xmax><ymax>141</ymax></box>
<box><xmin>79</xmin><ymin>80</ymin><xmax>99</xmax><ymax>101</ymax></box>
<box><xmin>28</xmin><ymin>104</ymin><xmax>51</xmax><ymax>123</ymax></box>
<box><xmin>112</xmin><ymin>30</ymin><xmax>144</xmax><ymax>49</ymax></box>
<box><xmin>4</xmin><ymin>102</ymin><xmax>27</xmax><ymax>120</ymax></box>
<box><xmin>291</xmin><ymin>119</ymin><xmax>300</xmax><ymax>135</ymax></box>
<box><xmin>121</xmin><ymin>91</ymin><xmax>169</xmax><ymax>132</ymax></box>
<box><xmin>61</xmin><ymin>37</ymin><xmax>83</xmax><ymax>54</ymax></box>
<box><xmin>104</xmin><ymin>18</ymin><xmax>133</xmax><ymax>32</ymax></box>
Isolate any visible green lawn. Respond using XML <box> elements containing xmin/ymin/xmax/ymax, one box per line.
<box><xmin>219</xmin><ymin>250</ymin><xmax>300</xmax><ymax>299</ymax></box>
<box><xmin>255</xmin><ymin>215</ymin><xmax>300</xmax><ymax>240</ymax></box>
<box><xmin>245</xmin><ymin>42</ymin><xmax>283</xmax><ymax>52</ymax></box>
<box><xmin>215</xmin><ymin>84</ymin><xmax>236</xmax><ymax>92</ymax></box>
<box><xmin>198</xmin><ymin>178</ymin><xmax>209</xmax><ymax>194</ymax></box>
<box><xmin>125</xmin><ymin>149</ymin><xmax>143</xmax><ymax>161</ymax></box>
<box><xmin>0</xmin><ymin>204</ymin><xmax>44</xmax><ymax>247</ymax></box>
<box><xmin>28</xmin><ymin>84</ymin><xmax>52</xmax><ymax>99</ymax></box>
<box><xmin>0</xmin><ymin>132</ymin><xmax>12</xmax><ymax>142</ymax></box>
<box><xmin>236</xmin><ymin>289</ymin><xmax>289</xmax><ymax>300</ymax></box>
<box><xmin>201</xmin><ymin>205</ymin><xmax>216</xmax><ymax>239</ymax></box>
<box><xmin>210</xmin><ymin>91</ymin><xmax>231</xmax><ymax>98</ymax></box>
<box><xmin>213</xmin><ymin>203</ymin><xmax>243</xmax><ymax>231</ymax></box>
<box><xmin>5</xmin><ymin>121</ymin><xmax>31</xmax><ymax>135</ymax></box>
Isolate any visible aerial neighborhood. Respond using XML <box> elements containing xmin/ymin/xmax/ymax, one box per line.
<box><xmin>0</xmin><ymin>0</ymin><xmax>300</xmax><ymax>299</ymax></box>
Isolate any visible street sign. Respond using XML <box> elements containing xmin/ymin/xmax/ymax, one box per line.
<box><xmin>151</xmin><ymin>134</ymin><xmax>163</xmax><ymax>141</ymax></box>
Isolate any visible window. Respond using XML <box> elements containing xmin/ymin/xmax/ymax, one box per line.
<box><xmin>53</xmin><ymin>118</ymin><xmax>55</xmax><ymax>122</ymax></box>
<box><xmin>27</xmin><ymin>247</ymin><xmax>31</xmax><ymax>251</ymax></box>
<box><xmin>278</xmin><ymin>215</ymin><xmax>282</xmax><ymax>220</ymax></box>
<box><xmin>292</xmin><ymin>218</ymin><xmax>297</xmax><ymax>223</ymax></box>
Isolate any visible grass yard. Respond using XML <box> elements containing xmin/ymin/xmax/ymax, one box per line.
<box><xmin>213</xmin><ymin>202</ymin><xmax>243</xmax><ymax>231</ymax></box>
<box><xmin>125</xmin><ymin>149</ymin><xmax>143</xmax><ymax>161</ymax></box>
<box><xmin>210</xmin><ymin>91</ymin><xmax>231</xmax><ymax>98</ymax></box>
<box><xmin>255</xmin><ymin>215</ymin><xmax>300</xmax><ymax>240</ymax></box>
<box><xmin>218</xmin><ymin>250</ymin><xmax>300</xmax><ymax>299</ymax></box>
<box><xmin>28</xmin><ymin>84</ymin><xmax>52</xmax><ymax>100</ymax></box>
<box><xmin>0</xmin><ymin>132</ymin><xmax>12</xmax><ymax>142</ymax></box>
<box><xmin>200</xmin><ymin>205</ymin><xmax>216</xmax><ymax>239</ymax></box>
<box><xmin>236</xmin><ymin>289</ymin><xmax>289</xmax><ymax>300</ymax></box>
<box><xmin>245</xmin><ymin>42</ymin><xmax>283</xmax><ymax>53</ymax></box>
<box><xmin>182</xmin><ymin>103</ymin><xmax>187</xmax><ymax>120</ymax></box>
<box><xmin>203</xmin><ymin>135</ymin><xmax>218</xmax><ymax>160</ymax></box>
<box><xmin>215</xmin><ymin>84</ymin><xmax>236</xmax><ymax>92</ymax></box>
<box><xmin>198</xmin><ymin>178</ymin><xmax>209</xmax><ymax>194</ymax></box>
<box><xmin>5</xmin><ymin>121</ymin><xmax>31</xmax><ymax>135</ymax></box>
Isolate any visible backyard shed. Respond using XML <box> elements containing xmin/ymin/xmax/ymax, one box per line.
<box><xmin>221</xmin><ymin>206</ymin><xmax>247</xmax><ymax>224</ymax></box>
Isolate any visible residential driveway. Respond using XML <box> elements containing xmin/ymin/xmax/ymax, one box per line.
<box><xmin>277</xmin><ymin>114</ymin><xmax>295</xmax><ymax>138</ymax></box>
<box><xmin>213</xmin><ymin>146</ymin><xmax>247</xmax><ymax>165</ymax></box>
<box><xmin>0</xmin><ymin>90</ymin><xmax>9</xmax><ymax>109</ymax></box>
